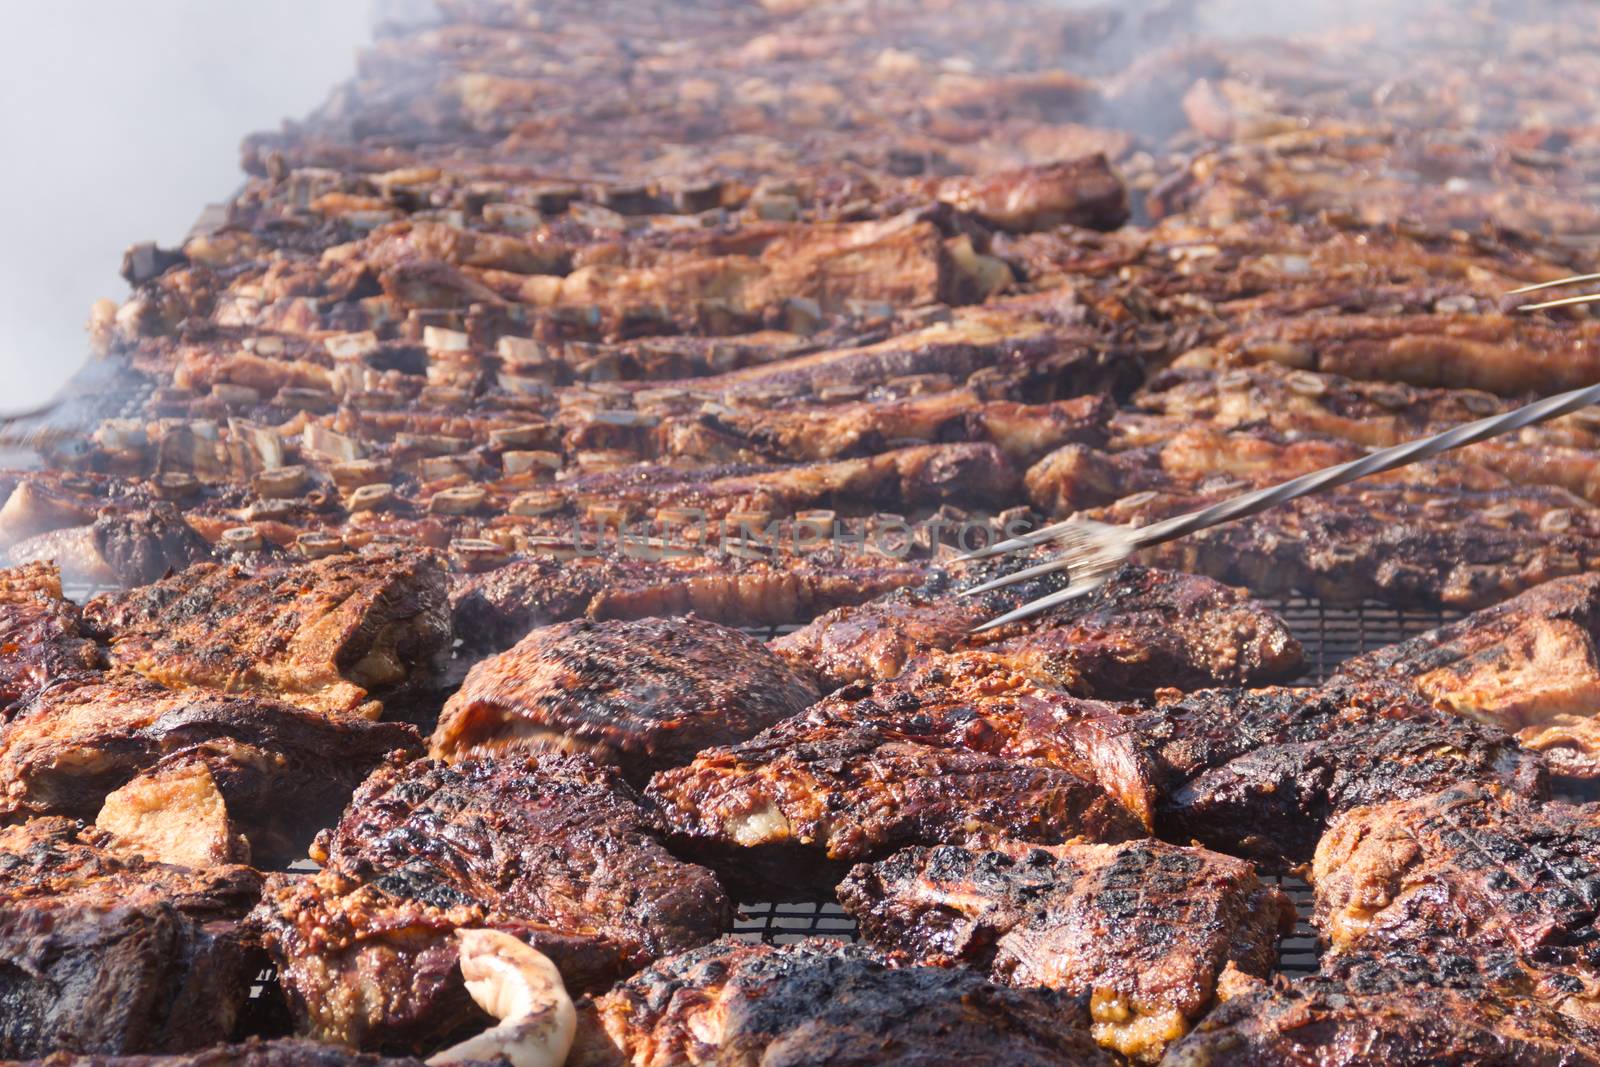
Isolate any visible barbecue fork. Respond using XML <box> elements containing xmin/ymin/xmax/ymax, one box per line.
<box><xmin>960</xmin><ymin>273</ymin><xmax>1600</xmax><ymax>633</ymax></box>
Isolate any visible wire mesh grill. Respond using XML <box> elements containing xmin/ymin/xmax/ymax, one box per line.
<box><xmin>734</xmin><ymin>597</ymin><xmax>1467</xmax><ymax>977</ymax></box>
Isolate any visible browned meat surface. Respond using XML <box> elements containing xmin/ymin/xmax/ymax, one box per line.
<box><xmin>774</xmin><ymin>563</ymin><xmax>1301</xmax><ymax>693</ymax></box>
<box><xmin>90</xmin><ymin>505</ymin><xmax>213</xmax><ymax>588</ymax></box>
<box><xmin>0</xmin><ymin>818</ymin><xmax>262</xmax><ymax>1059</ymax></box>
<box><xmin>253</xmin><ymin>754</ymin><xmax>729</xmax><ymax>1052</ymax></box>
<box><xmin>567</xmin><ymin>938</ymin><xmax>1114</xmax><ymax>1067</ymax></box>
<box><xmin>448</xmin><ymin>547</ymin><xmax>927</xmax><ymax>653</ymax></box>
<box><xmin>16</xmin><ymin>1040</ymin><xmax>434</xmax><ymax>1066</ymax></box>
<box><xmin>1335</xmin><ymin>574</ymin><xmax>1600</xmax><ymax>777</ymax></box>
<box><xmin>83</xmin><ymin>547</ymin><xmax>451</xmax><ymax>719</ymax></box>
<box><xmin>647</xmin><ymin>653</ymin><xmax>1149</xmax><ymax>899</ymax></box>
<box><xmin>1164</xmin><ymin>941</ymin><xmax>1600</xmax><ymax>1067</ymax></box>
<box><xmin>1145</xmin><ymin>683</ymin><xmax>1548</xmax><ymax>868</ymax></box>
<box><xmin>1312</xmin><ymin>786</ymin><xmax>1600</xmax><ymax>988</ymax></box>
<box><xmin>691</xmin><ymin>390</ymin><xmax>1112</xmax><ymax>464</ymax></box>
<box><xmin>1134</xmin><ymin>362</ymin><xmax>1600</xmax><ymax>504</ymax></box>
<box><xmin>431</xmin><ymin>616</ymin><xmax>818</xmax><ymax>781</ymax></box>
<box><xmin>0</xmin><ymin>677</ymin><xmax>418</xmax><ymax>867</ymax></box>
<box><xmin>0</xmin><ymin>563</ymin><xmax>103</xmax><ymax>718</ymax></box>
<box><xmin>539</xmin><ymin>442</ymin><xmax>1022</xmax><ymax>524</ymax></box>
<box><xmin>839</xmin><ymin>839</ymin><xmax>1295</xmax><ymax>1062</ymax></box>
<box><xmin>1220</xmin><ymin>313</ymin><xmax>1600</xmax><ymax>397</ymax></box>
<box><xmin>1092</xmin><ymin>480</ymin><xmax>1600</xmax><ymax>610</ymax></box>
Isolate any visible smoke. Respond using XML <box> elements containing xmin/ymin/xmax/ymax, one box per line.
<box><xmin>0</xmin><ymin>0</ymin><xmax>374</xmax><ymax>411</ymax></box>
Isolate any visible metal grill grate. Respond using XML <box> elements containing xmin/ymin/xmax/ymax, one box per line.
<box><xmin>734</xmin><ymin>597</ymin><xmax>1468</xmax><ymax>977</ymax></box>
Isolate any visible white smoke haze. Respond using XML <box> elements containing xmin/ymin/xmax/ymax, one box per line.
<box><xmin>0</xmin><ymin>0</ymin><xmax>372</xmax><ymax>411</ymax></box>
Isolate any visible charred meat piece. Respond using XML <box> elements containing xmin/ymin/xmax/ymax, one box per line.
<box><xmin>449</xmin><ymin>547</ymin><xmax>926</xmax><ymax>653</ymax></box>
<box><xmin>547</xmin><ymin>442</ymin><xmax>1022</xmax><ymax>524</ymax></box>
<box><xmin>647</xmin><ymin>654</ymin><xmax>1149</xmax><ymax>899</ymax></box>
<box><xmin>1335</xmin><ymin>574</ymin><xmax>1600</xmax><ymax>777</ymax></box>
<box><xmin>83</xmin><ymin>547</ymin><xmax>451</xmax><ymax>719</ymax></box>
<box><xmin>1134</xmin><ymin>362</ymin><xmax>1600</xmax><ymax>506</ymax></box>
<box><xmin>90</xmin><ymin>505</ymin><xmax>213</xmax><ymax>588</ymax></box>
<box><xmin>1165</xmin><ymin>940</ymin><xmax>1600</xmax><ymax>1067</ymax></box>
<box><xmin>431</xmin><ymin>616</ymin><xmax>819</xmax><ymax>782</ymax></box>
<box><xmin>1219</xmin><ymin>312</ymin><xmax>1600</xmax><ymax>397</ymax></box>
<box><xmin>691</xmin><ymin>390</ymin><xmax>1112</xmax><ymax>464</ymax></box>
<box><xmin>1146</xmin><ymin>683</ymin><xmax>1548</xmax><ymax>868</ymax></box>
<box><xmin>1094</xmin><ymin>480</ymin><xmax>1600</xmax><ymax>610</ymax></box>
<box><xmin>1312</xmin><ymin>785</ymin><xmax>1600</xmax><ymax>977</ymax></box>
<box><xmin>567</xmin><ymin>937</ymin><xmax>1113</xmax><ymax>1067</ymax></box>
<box><xmin>0</xmin><ymin>563</ymin><xmax>102</xmax><ymax>719</ymax></box>
<box><xmin>839</xmin><ymin>839</ymin><xmax>1294</xmax><ymax>1063</ymax></box>
<box><xmin>774</xmin><ymin>563</ymin><xmax>1301</xmax><ymax>693</ymax></box>
<box><xmin>13</xmin><ymin>1039</ymin><xmax>437</xmax><ymax>1065</ymax></box>
<box><xmin>0</xmin><ymin>818</ymin><xmax>262</xmax><ymax>1059</ymax></box>
<box><xmin>1027</xmin><ymin>421</ymin><xmax>1504</xmax><ymax>517</ymax></box>
<box><xmin>254</xmin><ymin>754</ymin><xmax>730</xmax><ymax>1052</ymax></box>
<box><xmin>0</xmin><ymin>677</ymin><xmax>419</xmax><ymax>867</ymax></box>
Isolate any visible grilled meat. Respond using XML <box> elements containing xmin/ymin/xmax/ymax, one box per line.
<box><xmin>90</xmin><ymin>505</ymin><xmax>213</xmax><ymax>588</ymax></box>
<box><xmin>540</xmin><ymin>442</ymin><xmax>1022</xmax><ymax>524</ymax></box>
<box><xmin>838</xmin><ymin>839</ymin><xmax>1295</xmax><ymax>1062</ymax></box>
<box><xmin>1335</xmin><ymin>574</ymin><xmax>1600</xmax><ymax>777</ymax></box>
<box><xmin>1312</xmin><ymin>786</ymin><xmax>1600</xmax><ymax>980</ymax></box>
<box><xmin>690</xmin><ymin>390</ymin><xmax>1112</xmax><ymax>465</ymax></box>
<box><xmin>1219</xmin><ymin>313</ymin><xmax>1600</xmax><ymax>397</ymax></box>
<box><xmin>0</xmin><ymin>563</ymin><xmax>102</xmax><ymax>718</ymax></box>
<box><xmin>15</xmin><ymin>1040</ymin><xmax>437</xmax><ymax>1066</ymax></box>
<box><xmin>1135</xmin><ymin>362</ymin><xmax>1600</xmax><ymax>503</ymax></box>
<box><xmin>254</xmin><ymin>754</ymin><xmax>729</xmax><ymax>1052</ymax></box>
<box><xmin>647</xmin><ymin>653</ymin><xmax>1149</xmax><ymax>899</ymax></box>
<box><xmin>82</xmin><ymin>547</ymin><xmax>450</xmax><ymax>719</ymax></box>
<box><xmin>0</xmin><ymin>818</ymin><xmax>262</xmax><ymax>1059</ymax></box>
<box><xmin>0</xmin><ymin>676</ymin><xmax>418</xmax><ymax>867</ymax></box>
<box><xmin>448</xmin><ymin>546</ymin><xmax>928</xmax><ymax>653</ymax></box>
<box><xmin>773</xmin><ymin>562</ymin><xmax>1301</xmax><ymax>692</ymax></box>
<box><xmin>1145</xmin><ymin>683</ymin><xmax>1548</xmax><ymax>868</ymax></box>
<box><xmin>1093</xmin><ymin>480</ymin><xmax>1600</xmax><ymax>610</ymax></box>
<box><xmin>431</xmin><ymin>616</ymin><xmax>818</xmax><ymax>782</ymax></box>
<box><xmin>567</xmin><ymin>938</ymin><xmax>1113</xmax><ymax>1067</ymax></box>
<box><xmin>1164</xmin><ymin>940</ymin><xmax>1600</xmax><ymax>1067</ymax></box>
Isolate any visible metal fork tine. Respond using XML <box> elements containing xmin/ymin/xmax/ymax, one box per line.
<box><xmin>969</xmin><ymin>576</ymin><xmax>1109</xmax><ymax>634</ymax></box>
<box><xmin>956</xmin><ymin>555</ymin><xmax>1073</xmax><ymax>598</ymax></box>
<box><xmin>1517</xmin><ymin>291</ymin><xmax>1600</xmax><ymax>312</ymax></box>
<box><xmin>1506</xmin><ymin>272</ymin><xmax>1600</xmax><ymax>296</ymax></box>
<box><xmin>951</xmin><ymin>517</ymin><xmax>1080</xmax><ymax>562</ymax></box>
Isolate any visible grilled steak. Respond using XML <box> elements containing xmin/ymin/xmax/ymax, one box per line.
<box><xmin>1093</xmin><ymin>480</ymin><xmax>1600</xmax><ymax>610</ymax></box>
<box><xmin>15</xmin><ymin>1040</ymin><xmax>436</xmax><ymax>1066</ymax></box>
<box><xmin>254</xmin><ymin>754</ymin><xmax>730</xmax><ymax>1051</ymax></box>
<box><xmin>0</xmin><ymin>818</ymin><xmax>262</xmax><ymax>1059</ymax></box>
<box><xmin>838</xmin><ymin>839</ymin><xmax>1295</xmax><ymax>1062</ymax></box>
<box><xmin>1335</xmin><ymin>574</ymin><xmax>1600</xmax><ymax>777</ymax></box>
<box><xmin>0</xmin><ymin>677</ymin><xmax>419</xmax><ymax>867</ymax></box>
<box><xmin>431</xmin><ymin>616</ymin><xmax>818</xmax><ymax>782</ymax></box>
<box><xmin>774</xmin><ymin>563</ymin><xmax>1301</xmax><ymax>693</ymax></box>
<box><xmin>1312</xmin><ymin>785</ymin><xmax>1600</xmax><ymax>979</ymax></box>
<box><xmin>689</xmin><ymin>390</ymin><xmax>1112</xmax><ymax>465</ymax></box>
<box><xmin>449</xmin><ymin>546</ymin><xmax>927</xmax><ymax>653</ymax></box>
<box><xmin>0</xmin><ymin>563</ymin><xmax>102</xmax><ymax>718</ymax></box>
<box><xmin>83</xmin><ymin>547</ymin><xmax>451</xmax><ymax>719</ymax></box>
<box><xmin>566</xmin><ymin>938</ymin><xmax>1113</xmax><ymax>1067</ymax></box>
<box><xmin>1164</xmin><ymin>941</ymin><xmax>1600</xmax><ymax>1067</ymax></box>
<box><xmin>647</xmin><ymin>653</ymin><xmax>1149</xmax><ymax>899</ymax></box>
<box><xmin>1145</xmin><ymin>683</ymin><xmax>1548</xmax><ymax>868</ymax></box>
